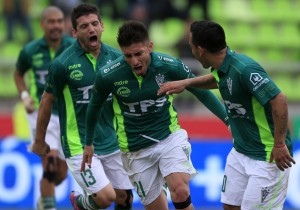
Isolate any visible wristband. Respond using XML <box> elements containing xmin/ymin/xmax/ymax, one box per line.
<box><xmin>274</xmin><ymin>144</ymin><xmax>286</xmax><ymax>149</ymax></box>
<box><xmin>21</xmin><ymin>90</ymin><xmax>29</xmax><ymax>100</ymax></box>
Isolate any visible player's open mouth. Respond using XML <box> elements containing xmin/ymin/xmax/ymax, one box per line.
<box><xmin>89</xmin><ymin>35</ymin><xmax>98</xmax><ymax>47</ymax></box>
<box><xmin>133</xmin><ymin>66</ymin><xmax>142</xmax><ymax>71</ymax></box>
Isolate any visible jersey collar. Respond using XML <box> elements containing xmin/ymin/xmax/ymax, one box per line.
<box><xmin>217</xmin><ymin>47</ymin><xmax>235</xmax><ymax>74</ymax></box>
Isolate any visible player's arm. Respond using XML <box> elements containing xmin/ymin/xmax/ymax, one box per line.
<box><xmin>269</xmin><ymin>92</ymin><xmax>295</xmax><ymax>170</ymax></box>
<box><xmin>14</xmin><ymin>49</ymin><xmax>35</xmax><ymax>113</ymax></box>
<box><xmin>82</xmin><ymin>74</ymin><xmax>110</xmax><ymax>171</ymax></box>
<box><xmin>158</xmin><ymin>74</ymin><xmax>217</xmax><ymax>96</ymax></box>
<box><xmin>31</xmin><ymin>91</ymin><xmax>55</xmax><ymax>156</ymax></box>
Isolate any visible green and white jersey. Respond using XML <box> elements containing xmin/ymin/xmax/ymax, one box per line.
<box><xmin>212</xmin><ymin>47</ymin><xmax>292</xmax><ymax>161</ymax></box>
<box><xmin>16</xmin><ymin>36</ymin><xmax>74</xmax><ymax>115</ymax></box>
<box><xmin>86</xmin><ymin>52</ymin><xmax>228</xmax><ymax>152</ymax></box>
<box><xmin>45</xmin><ymin>41</ymin><xmax>121</xmax><ymax>158</ymax></box>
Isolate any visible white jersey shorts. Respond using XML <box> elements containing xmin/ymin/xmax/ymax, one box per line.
<box><xmin>66</xmin><ymin>150</ymin><xmax>132</xmax><ymax>195</ymax></box>
<box><xmin>121</xmin><ymin>129</ymin><xmax>197</xmax><ymax>205</ymax></box>
<box><xmin>221</xmin><ymin>148</ymin><xmax>290</xmax><ymax>210</ymax></box>
<box><xmin>27</xmin><ymin>110</ymin><xmax>64</xmax><ymax>159</ymax></box>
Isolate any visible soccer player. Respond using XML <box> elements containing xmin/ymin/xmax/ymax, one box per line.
<box><xmin>82</xmin><ymin>20</ymin><xmax>229</xmax><ymax>210</ymax></box>
<box><xmin>31</xmin><ymin>4</ymin><xmax>133</xmax><ymax>210</ymax></box>
<box><xmin>14</xmin><ymin>6</ymin><xmax>74</xmax><ymax>210</ymax></box>
<box><xmin>157</xmin><ymin>20</ymin><xmax>296</xmax><ymax>210</ymax></box>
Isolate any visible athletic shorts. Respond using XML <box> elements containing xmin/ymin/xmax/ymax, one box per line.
<box><xmin>121</xmin><ymin>129</ymin><xmax>197</xmax><ymax>205</ymax></box>
<box><xmin>27</xmin><ymin>111</ymin><xmax>64</xmax><ymax>160</ymax></box>
<box><xmin>67</xmin><ymin>151</ymin><xmax>132</xmax><ymax>195</ymax></box>
<box><xmin>221</xmin><ymin>148</ymin><xmax>290</xmax><ymax>210</ymax></box>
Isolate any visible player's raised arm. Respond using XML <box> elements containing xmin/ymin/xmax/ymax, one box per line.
<box><xmin>158</xmin><ymin>74</ymin><xmax>217</xmax><ymax>96</ymax></box>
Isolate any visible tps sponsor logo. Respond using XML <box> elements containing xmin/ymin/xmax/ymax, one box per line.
<box><xmin>70</xmin><ymin>70</ymin><xmax>83</xmax><ymax>80</ymax></box>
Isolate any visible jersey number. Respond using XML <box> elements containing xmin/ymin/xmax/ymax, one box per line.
<box><xmin>81</xmin><ymin>169</ymin><xmax>96</xmax><ymax>187</ymax></box>
<box><xmin>134</xmin><ymin>181</ymin><xmax>146</xmax><ymax>198</ymax></box>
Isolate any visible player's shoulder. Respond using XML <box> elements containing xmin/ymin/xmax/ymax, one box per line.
<box><xmin>21</xmin><ymin>38</ymin><xmax>45</xmax><ymax>54</ymax></box>
<box><xmin>152</xmin><ymin>52</ymin><xmax>179</xmax><ymax>65</ymax></box>
<box><xmin>99</xmin><ymin>56</ymin><xmax>127</xmax><ymax>77</ymax></box>
<box><xmin>101</xmin><ymin>42</ymin><xmax>122</xmax><ymax>57</ymax></box>
<box><xmin>62</xmin><ymin>35</ymin><xmax>75</xmax><ymax>44</ymax></box>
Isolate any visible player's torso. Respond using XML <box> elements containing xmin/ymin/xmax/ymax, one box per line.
<box><xmin>103</xmin><ymin>56</ymin><xmax>182</xmax><ymax>152</ymax></box>
<box><xmin>60</xmin><ymin>46</ymin><xmax>120</xmax><ymax>156</ymax></box>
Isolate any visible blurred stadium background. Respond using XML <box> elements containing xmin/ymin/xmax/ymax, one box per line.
<box><xmin>0</xmin><ymin>0</ymin><xmax>299</xmax><ymax>209</ymax></box>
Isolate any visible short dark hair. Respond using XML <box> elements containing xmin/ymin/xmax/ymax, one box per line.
<box><xmin>117</xmin><ymin>20</ymin><xmax>149</xmax><ymax>47</ymax></box>
<box><xmin>190</xmin><ymin>20</ymin><xmax>226</xmax><ymax>53</ymax></box>
<box><xmin>71</xmin><ymin>3</ymin><xmax>101</xmax><ymax>29</ymax></box>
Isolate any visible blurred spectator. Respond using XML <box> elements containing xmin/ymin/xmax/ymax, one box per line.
<box><xmin>88</xmin><ymin>0</ymin><xmax>124</xmax><ymax>20</ymax></box>
<box><xmin>3</xmin><ymin>0</ymin><xmax>34</xmax><ymax>42</ymax></box>
<box><xmin>125</xmin><ymin>0</ymin><xmax>150</xmax><ymax>27</ymax></box>
<box><xmin>49</xmin><ymin>0</ymin><xmax>82</xmax><ymax>35</ymax></box>
<box><xmin>175</xmin><ymin>18</ymin><xmax>194</xmax><ymax>59</ymax></box>
<box><xmin>187</xmin><ymin>0</ymin><xmax>209</xmax><ymax>20</ymax></box>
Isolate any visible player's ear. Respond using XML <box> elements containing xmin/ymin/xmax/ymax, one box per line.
<box><xmin>198</xmin><ymin>46</ymin><xmax>205</xmax><ymax>56</ymax></box>
<box><xmin>148</xmin><ymin>41</ymin><xmax>153</xmax><ymax>52</ymax></box>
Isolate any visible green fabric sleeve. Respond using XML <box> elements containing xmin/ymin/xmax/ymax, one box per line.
<box><xmin>188</xmin><ymin>87</ymin><xmax>229</xmax><ymax>125</ymax></box>
<box><xmin>85</xmin><ymin>73</ymin><xmax>111</xmax><ymax>146</ymax></box>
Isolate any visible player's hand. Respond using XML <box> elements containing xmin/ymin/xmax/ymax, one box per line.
<box><xmin>270</xmin><ymin>144</ymin><xmax>296</xmax><ymax>171</ymax></box>
<box><xmin>22</xmin><ymin>95</ymin><xmax>35</xmax><ymax>113</ymax></box>
<box><xmin>157</xmin><ymin>80</ymin><xmax>187</xmax><ymax>96</ymax></box>
<box><xmin>81</xmin><ymin>145</ymin><xmax>94</xmax><ymax>172</ymax></box>
<box><xmin>31</xmin><ymin>141</ymin><xmax>50</xmax><ymax>156</ymax></box>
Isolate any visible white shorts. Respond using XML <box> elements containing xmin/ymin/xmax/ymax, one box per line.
<box><xmin>67</xmin><ymin>151</ymin><xmax>132</xmax><ymax>195</ymax></box>
<box><xmin>221</xmin><ymin>148</ymin><xmax>290</xmax><ymax>210</ymax></box>
<box><xmin>27</xmin><ymin>111</ymin><xmax>64</xmax><ymax>160</ymax></box>
<box><xmin>121</xmin><ymin>129</ymin><xmax>197</xmax><ymax>205</ymax></box>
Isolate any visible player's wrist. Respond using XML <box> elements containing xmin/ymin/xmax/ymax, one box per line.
<box><xmin>21</xmin><ymin>90</ymin><xmax>29</xmax><ymax>100</ymax></box>
<box><xmin>273</xmin><ymin>144</ymin><xmax>286</xmax><ymax>149</ymax></box>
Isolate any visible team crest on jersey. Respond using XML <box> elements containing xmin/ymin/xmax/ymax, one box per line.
<box><xmin>250</xmin><ymin>73</ymin><xmax>263</xmax><ymax>85</ymax></box>
<box><xmin>227</xmin><ymin>77</ymin><xmax>232</xmax><ymax>95</ymax></box>
<box><xmin>261</xmin><ymin>187</ymin><xmax>270</xmax><ymax>203</ymax></box>
<box><xmin>155</xmin><ymin>74</ymin><xmax>165</xmax><ymax>87</ymax></box>
<box><xmin>70</xmin><ymin>70</ymin><xmax>83</xmax><ymax>80</ymax></box>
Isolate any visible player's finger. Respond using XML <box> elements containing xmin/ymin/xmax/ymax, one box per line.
<box><xmin>87</xmin><ymin>155</ymin><xmax>92</xmax><ymax>168</ymax></box>
<box><xmin>80</xmin><ymin>158</ymin><xmax>86</xmax><ymax>172</ymax></box>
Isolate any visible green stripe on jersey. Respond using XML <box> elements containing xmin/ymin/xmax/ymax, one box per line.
<box><xmin>252</xmin><ymin>97</ymin><xmax>273</xmax><ymax>161</ymax></box>
<box><xmin>63</xmin><ymin>85</ymin><xmax>83</xmax><ymax>156</ymax></box>
<box><xmin>168</xmin><ymin>95</ymin><xmax>180</xmax><ymax>132</ymax></box>
<box><xmin>211</xmin><ymin>69</ymin><xmax>220</xmax><ymax>82</ymax></box>
<box><xmin>113</xmin><ymin>95</ymin><xmax>128</xmax><ymax>151</ymax></box>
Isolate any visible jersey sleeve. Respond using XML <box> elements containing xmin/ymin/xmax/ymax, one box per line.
<box><xmin>240</xmin><ymin>64</ymin><xmax>281</xmax><ymax>106</ymax></box>
<box><xmin>85</xmin><ymin>71</ymin><xmax>111</xmax><ymax>146</ymax></box>
<box><xmin>45</xmin><ymin>60</ymin><xmax>66</xmax><ymax>97</ymax></box>
<box><xmin>16</xmin><ymin>48</ymin><xmax>31</xmax><ymax>74</ymax></box>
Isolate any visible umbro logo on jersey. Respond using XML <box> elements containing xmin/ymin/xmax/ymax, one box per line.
<box><xmin>250</xmin><ymin>73</ymin><xmax>263</xmax><ymax>85</ymax></box>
